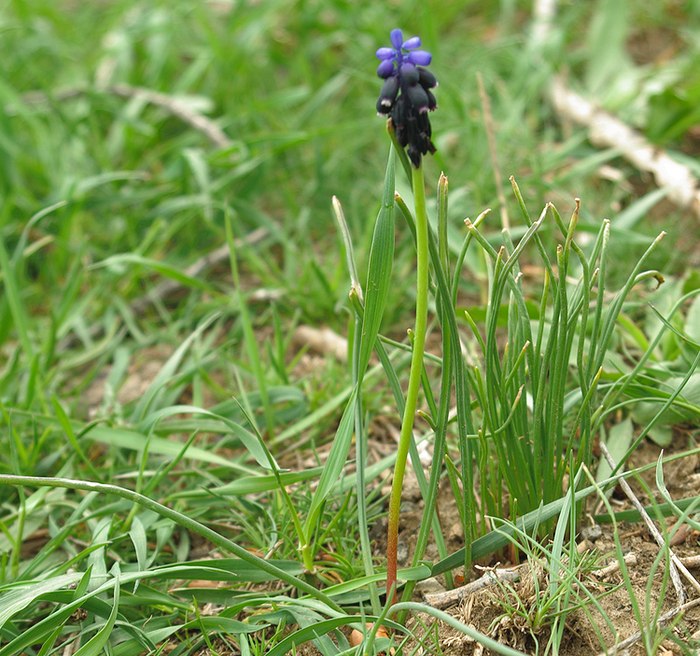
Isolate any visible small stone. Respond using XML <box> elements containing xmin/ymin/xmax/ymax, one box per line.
<box><xmin>400</xmin><ymin>500</ymin><xmax>419</xmax><ymax>513</ymax></box>
<box><xmin>581</xmin><ymin>525</ymin><xmax>603</xmax><ymax>542</ymax></box>
<box><xmin>369</xmin><ymin>517</ymin><xmax>387</xmax><ymax>541</ymax></box>
<box><xmin>414</xmin><ymin>576</ymin><xmax>445</xmax><ymax>597</ymax></box>
<box><xmin>397</xmin><ymin>540</ymin><xmax>409</xmax><ymax>565</ymax></box>
<box><xmin>449</xmin><ymin>521</ymin><xmax>464</xmax><ymax>542</ymax></box>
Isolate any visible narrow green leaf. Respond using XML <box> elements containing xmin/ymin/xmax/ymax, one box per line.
<box><xmin>686</xmin><ymin>294</ymin><xmax>700</xmax><ymax>342</ymax></box>
<box><xmin>92</xmin><ymin>254</ymin><xmax>213</xmax><ymax>292</ymax></box>
<box><xmin>0</xmin><ymin>573</ymin><xmax>81</xmax><ymax>628</ymax></box>
<box><xmin>179</xmin><ymin>614</ymin><xmax>266</xmax><ymax>634</ymax></box>
<box><xmin>87</xmin><ymin>517</ymin><xmax>111</xmax><ymax>590</ymax></box>
<box><xmin>141</xmin><ymin>404</ymin><xmax>273</xmax><ymax>469</ymax></box>
<box><xmin>35</xmin><ymin>626</ymin><xmax>64</xmax><ymax>656</ymax></box>
<box><xmin>323</xmin><ymin>564</ymin><xmax>431</xmax><ymax>598</ymax></box>
<box><xmin>585</xmin><ymin>0</ymin><xmax>631</xmax><ymax>93</ymax></box>
<box><xmin>331</xmin><ymin>195</ymin><xmax>361</xmax><ymax>292</ymax></box>
<box><xmin>82</xmin><ymin>423</ymin><xmax>255</xmax><ymax>473</ymax></box>
<box><xmin>358</xmin><ymin>147</ymin><xmax>395</xmax><ymax>379</ymax></box>
<box><xmin>51</xmin><ymin>396</ymin><xmax>102</xmax><ymax>480</ymax></box>
<box><xmin>303</xmin><ymin>387</ymin><xmax>358</xmax><ymax>537</ymax></box>
<box><xmin>129</xmin><ymin>516</ymin><xmax>148</xmax><ymax>580</ymax></box>
<box><xmin>161</xmin><ymin>557</ymin><xmax>302</xmax><ymax>582</ymax></box>
<box><xmin>170</xmin><ymin>467</ymin><xmax>323</xmax><ymax>498</ymax></box>
<box><xmin>73</xmin><ymin>565</ymin><xmax>121</xmax><ymax>656</ymax></box>
<box><xmin>614</xmin><ymin>188</ymin><xmax>667</xmax><ymax>230</ymax></box>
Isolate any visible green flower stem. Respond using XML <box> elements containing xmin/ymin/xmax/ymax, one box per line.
<box><xmin>386</xmin><ymin>164</ymin><xmax>429</xmax><ymax>603</ymax></box>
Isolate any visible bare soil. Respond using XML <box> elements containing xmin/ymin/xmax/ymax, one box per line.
<box><xmin>280</xmin><ymin>422</ymin><xmax>700</xmax><ymax>656</ymax></box>
<box><xmin>391</xmin><ymin>436</ymin><xmax>700</xmax><ymax>655</ymax></box>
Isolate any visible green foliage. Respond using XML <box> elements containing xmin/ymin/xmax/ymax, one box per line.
<box><xmin>0</xmin><ymin>0</ymin><xmax>699</xmax><ymax>654</ymax></box>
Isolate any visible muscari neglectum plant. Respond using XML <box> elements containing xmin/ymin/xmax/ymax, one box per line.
<box><xmin>369</xmin><ymin>26</ymin><xmax>679</xmax><ymax>622</ymax></box>
<box><xmin>375</xmin><ymin>28</ymin><xmax>438</xmax><ymax>604</ymax></box>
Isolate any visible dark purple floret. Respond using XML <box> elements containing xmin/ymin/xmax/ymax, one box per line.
<box><xmin>375</xmin><ymin>28</ymin><xmax>438</xmax><ymax>167</ymax></box>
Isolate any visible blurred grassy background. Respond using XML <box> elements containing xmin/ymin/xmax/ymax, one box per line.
<box><xmin>1</xmin><ymin>0</ymin><xmax>699</xmax><ymax>457</ymax></box>
<box><xmin>1</xmin><ymin>4</ymin><xmax>700</xmax><ymax>652</ymax></box>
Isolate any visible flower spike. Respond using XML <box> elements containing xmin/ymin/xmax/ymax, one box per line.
<box><xmin>375</xmin><ymin>28</ymin><xmax>437</xmax><ymax>167</ymax></box>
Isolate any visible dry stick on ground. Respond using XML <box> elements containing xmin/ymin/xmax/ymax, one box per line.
<box><xmin>108</xmin><ymin>84</ymin><xmax>233</xmax><ymax>149</ymax></box>
<box><xmin>530</xmin><ymin>0</ymin><xmax>700</xmax><ymax>221</ymax></box>
<box><xmin>592</xmin><ymin>552</ymin><xmax>638</xmax><ymax>579</ymax></box>
<box><xmin>22</xmin><ymin>84</ymin><xmax>233</xmax><ymax>149</ymax></box>
<box><xmin>551</xmin><ymin>77</ymin><xmax>700</xmax><ymax>221</ymax></box>
<box><xmin>596</xmin><ymin>596</ymin><xmax>700</xmax><ymax>656</ymax></box>
<box><xmin>423</xmin><ymin>567</ymin><xmax>525</xmax><ymax>610</ymax></box>
<box><xmin>600</xmin><ymin>443</ymin><xmax>700</xmax><ymax>603</ymax></box>
<box><xmin>681</xmin><ymin>555</ymin><xmax>700</xmax><ymax>568</ymax></box>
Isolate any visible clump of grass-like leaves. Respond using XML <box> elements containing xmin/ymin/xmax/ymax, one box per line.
<box><xmin>2</xmin><ymin>4</ymin><xmax>700</xmax><ymax>655</ymax></box>
<box><xmin>1</xmin><ymin>150</ymin><xmax>697</xmax><ymax>656</ymax></box>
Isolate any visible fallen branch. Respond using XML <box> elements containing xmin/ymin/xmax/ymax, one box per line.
<box><xmin>600</xmin><ymin>443</ymin><xmax>700</xmax><ymax>602</ymax></box>
<box><xmin>423</xmin><ymin>566</ymin><xmax>523</xmax><ymax>610</ymax></box>
<box><xmin>591</xmin><ymin>552</ymin><xmax>637</xmax><ymax>579</ymax></box>
<box><xmin>551</xmin><ymin>77</ymin><xmax>700</xmax><ymax>220</ymax></box>
<box><xmin>597</xmin><ymin>596</ymin><xmax>700</xmax><ymax>656</ymax></box>
<box><xmin>21</xmin><ymin>84</ymin><xmax>232</xmax><ymax>149</ymax></box>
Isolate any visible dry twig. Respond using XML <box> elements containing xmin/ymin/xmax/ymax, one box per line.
<box><xmin>21</xmin><ymin>84</ymin><xmax>232</xmax><ymax>149</ymax></box>
<box><xmin>591</xmin><ymin>553</ymin><xmax>638</xmax><ymax>579</ymax></box>
<box><xmin>108</xmin><ymin>83</ymin><xmax>232</xmax><ymax>148</ymax></box>
<box><xmin>423</xmin><ymin>566</ymin><xmax>524</xmax><ymax>610</ymax></box>
<box><xmin>551</xmin><ymin>77</ymin><xmax>700</xmax><ymax>220</ymax></box>
<box><xmin>596</xmin><ymin>596</ymin><xmax>700</xmax><ymax>656</ymax></box>
<box><xmin>680</xmin><ymin>554</ymin><xmax>700</xmax><ymax>569</ymax></box>
<box><xmin>600</xmin><ymin>443</ymin><xmax>700</xmax><ymax>602</ymax></box>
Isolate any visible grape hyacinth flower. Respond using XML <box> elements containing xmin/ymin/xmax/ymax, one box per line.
<box><xmin>376</xmin><ymin>28</ymin><xmax>438</xmax><ymax>167</ymax></box>
<box><xmin>374</xmin><ymin>28</ymin><xmax>440</xmax><ymax>608</ymax></box>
